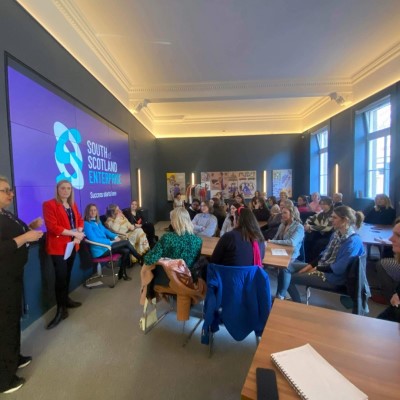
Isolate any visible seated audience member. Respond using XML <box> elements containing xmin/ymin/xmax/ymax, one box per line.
<box><xmin>173</xmin><ymin>192</ymin><xmax>185</xmax><ymax>209</ymax></box>
<box><xmin>123</xmin><ymin>200</ymin><xmax>157</xmax><ymax>248</ymax></box>
<box><xmin>277</xmin><ymin>190</ymin><xmax>288</xmax><ymax>205</ymax></box>
<box><xmin>235</xmin><ymin>193</ymin><xmax>246</xmax><ymax>208</ymax></box>
<box><xmin>143</xmin><ymin>207</ymin><xmax>202</xmax><ymax>271</ymax></box>
<box><xmin>268</xmin><ymin>203</ymin><xmax>305</xmax><ymax>299</ymax></box>
<box><xmin>283</xmin><ymin>206</ymin><xmax>364</xmax><ymax>303</ymax></box>
<box><xmin>252</xmin><ymin>197</ymin><xmax>271</xmax><ymax>222</ymax></box>
<box><xmin>377</xmin><ymin>219</ymin><xmax>400</xmax><ymax>322</ymax></box>
<box><xmin>192</xmin><ymin>201</ymin><xmax>218</xmax><ymax>237</ymax></box>
<box><xmin>304</xmin><ymin>197</ymin><xmax>334</xmax><ymax>262</ymax></box>
<box><xmin>211</xmin><ymin>197</ymin><xmax>226</xmax><ymax>231</ymax></box>
<box><xmin>296</xmin><ymin>195</ymin><xmax>310</xmax><ymax>213</ymax></box>
<box><xmin>220</xmin><ymin>202</ymin><xmax>241</xmax><ymax>237</ymax></box>
<box><xmin>262</xmin><ymin>203</ymin><xmax>282</xmax><ymax>240</ymax></box>
<box><xmin>267</xmin><ymin>195</ymin><xmax>278</xmax><ymax>209</ymax></box>
<box><xmin>187</xmin><ymin>198</ymin><xmax>201</xmax><ymax>220</ymax></box>
<box><xmin>309</xmin><ymin>192</ymin><xmax>322</xmax><ymax>213</ymax></box>
<box><xmin>211</xmin><ymin>208</ymin><xmax>265</xmax><ymax>266</ymax></box>
<box><xmin>332</xmin><ymin>192</ymin><xmax>344</xmax><ymax>207</ymax></box>
<box><xmin>84</xmin><ymin>204</ymin><xmax>142</xmax><ymax>280</ymax></box>
<box><xmin>364</xmin><ymin>194</ymin><xmax>396</xmax><ymax>225</ymax></box>
<box><xmin>372</xmin><ymin>218</ymin><xmax>400</xmax><ymax>304</ymax></box>
<box><xmin>249</xmin><ymin>191</ymin><xmax>261</xmax><ymax>210</ymax></box>
<box><xmin>105</xmin><ymin>204</ymin><xmax>150</xmax><ymax>259</ymax></box>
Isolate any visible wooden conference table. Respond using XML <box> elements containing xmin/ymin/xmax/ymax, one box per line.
<box><xmin>241</xmin><ymin>300</ymin><xmax>400</xmax><ymax>400</ymax></box>
<box><xmin>201</xmin><ymin>237</ymin><xmax>293</xmax><ymax>268</ymax></box>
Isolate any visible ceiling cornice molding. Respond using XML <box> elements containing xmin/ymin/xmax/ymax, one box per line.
<box><xmin>53</xmin><ymin>0</ymin><xmax>132</xmax><ymax>92</ymax></box>
<box><xmin>129</xmin><ymin>77</ymin><xmax>352</xmax><ymax>96</ymax></box>
<box><xmin>351</xmin><ymin>41</ymin><xmax>400</xmax><ymax>84</ymax></box>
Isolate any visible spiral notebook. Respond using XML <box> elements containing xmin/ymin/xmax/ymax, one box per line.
<box><xmin>271</xmin><ymin>344</ymin><xmax>368</xmax><ymax>400</ymax></box>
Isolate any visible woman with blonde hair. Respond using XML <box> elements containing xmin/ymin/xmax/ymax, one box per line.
<box><xmin>364</xmin><ymin>194</ymin><xmax>396</xmax><ymax>225</ymax></box>
<box><xmin>105</xmin><ymin>204</ymin><xmax>149</xmax><ymax>260</ymax></box>
<box><xmin>268</xmin><ymin>203</ymin><xmax>305</xmax><ymax>299</ymax></box>
<box><xmin>43</xmin><ymin>180</ymin><xmax>84</xmax><ymax>329</ymax></box>
<box><xmin>286</xmin><ymin>206</ymin><xmax>365</xmax><ymax>303</ymax></box>
<box><xmin>143</xmin><ymin>207</ymin><xmax>202</xmax><ymax>270</ymax></box>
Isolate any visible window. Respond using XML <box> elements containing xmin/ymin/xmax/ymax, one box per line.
<box><xmin>365</xmin><ymin>102</ymin><xmax>391</xmax><ymax>198</ymax></box>
<box><xmin>316</xmin><ymin>129</ymin><xmax>328</xmax><ymax>195</ymax></box>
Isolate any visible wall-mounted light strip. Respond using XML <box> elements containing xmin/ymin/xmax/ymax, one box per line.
<box><xmin>263</xmin><ymin>170</ymin><xmax>267</xmax><ymax>194</ymax></box>
<box><xmin>191</xmin><ymin>172</ymin><xmax>195</xmax><ymax>186</ymax></box>
<box><xmin>335</xmin><ymin>164</ymin><xmax>339</xmax><ymax>193</ymax></box>
<box><xmin>137</xmin><ymin>168</ymin><xmax>142</xmax><ymax>207</ymax></box>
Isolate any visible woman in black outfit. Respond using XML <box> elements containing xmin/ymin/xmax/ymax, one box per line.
<box><xmin>123</xmin><ymin>200</ymin><xmax>157</xmax><ymax>248</ymax></box>
<box><xmin>0</xmin><ymin>176</ymin><xmax>43</xmax><ymax>394</ymax></box>
<box><xmin>364</xmin><ymin>194</ymin><xmax>396</xmax><ymax>225</ymax></box>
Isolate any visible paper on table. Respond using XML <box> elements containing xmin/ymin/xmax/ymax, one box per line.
<box><xmin>271</xmin><ymin>343</ymin><xmax>368</xmax><ymax>400</ymax></box>
<box><xmin>271</xmin><ymin>248</ymin><xmax>288</xmax><ymax>256</ymax></box>
<box><xmin>64</xmin><ymin>241</ymin><xmax>75</xmax><ymax>260</ymax></box>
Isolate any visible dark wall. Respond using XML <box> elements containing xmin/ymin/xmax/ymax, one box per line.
<box><xmin>155</xmin><ymin>134</ymin><xmax>308</xmax><ymax>220</ymax></box>
<box><xmin>0</xmin><ymin>0</ymin><xmax>156</xmax><ymax>327</ymax></box>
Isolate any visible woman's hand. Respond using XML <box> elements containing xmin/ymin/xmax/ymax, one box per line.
<box><xmin>29</xmin><ymin>217</ymin><xmax>43</xmax><ymax>230</ymax></box>
<box><xmin>390</xmin><ymin>293</ymin><xmax>400</xmax><ymax>307</ymax></box>
<box><xmin>24</xmin><ymin>229</ymin><xmax>43</xmax><ymax>243</ymax></box>
<box><xmin>135</xmin><ymin>224</ymin><xmax>142</xmax><ymax>228</ymax></box>
<box><xmin>304</xmin><ymin>223</ymin><xmax>311</xmax><ymax>232</ymax></box>
<box><xmin>73</xmin><ymin>231</ymin><xmax>85</xmax><ymax>241</ymax></box>
<box><xmin>298</xmin><ymin>264</ymin><xmax>315</xmax><ymax>274</ymax></box>
<box><xmin>113</xmin><ymin>236</ymin><xmax>121</xmax><ymax>243</ymax></box>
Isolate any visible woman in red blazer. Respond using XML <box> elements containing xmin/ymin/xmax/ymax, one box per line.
<box><xmin>43</xmin><ymin>180</ymin><xmax>84</xmax><ymax>329</ymax></box>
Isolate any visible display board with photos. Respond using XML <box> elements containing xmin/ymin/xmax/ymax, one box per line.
<box><xmin>272</xmin><ymin>169</ymin><xmax>293</xmax><ymax>197</ymax></box>
<box><xmin>201</xmin><ymin>171</ymin><xmax>257</xmax><ymax>200</ymax></box>
<box><xmin>166</xmin><ymin>172</ymin><xmax>186</xmax><ymax>201</ymax></box>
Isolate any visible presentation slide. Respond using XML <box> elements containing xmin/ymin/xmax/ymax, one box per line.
<box><xmin>7</xmin><ymin>60</ymin><xmax>132</xmax><ymax>226</ymax></box>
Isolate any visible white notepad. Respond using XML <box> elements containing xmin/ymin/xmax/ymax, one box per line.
<box><xmin>271</xmin><ymin>248</ymin><xmax>288</xmax><ymax>256</ymax></box>
<box><xmin>271</xmin><ymin>343</ymin><xmax>368</xmax><ymax>400</ymax></box>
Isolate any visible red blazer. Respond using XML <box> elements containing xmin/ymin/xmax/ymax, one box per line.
<box><xmin>43</xmin><ymin>199</ymin><xmax>84</xmax><ymax>255</ymax></box>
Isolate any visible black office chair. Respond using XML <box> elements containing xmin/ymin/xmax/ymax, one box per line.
<box><xmin>306</xmin><ymin>253</ymin><xmax>370</xmax><ymax>315</ymax></box>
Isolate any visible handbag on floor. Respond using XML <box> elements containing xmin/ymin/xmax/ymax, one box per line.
<box><xmin>139</xmin><ymin>298</ymin><xmax>158</xmax><ymax>331</ymax></box>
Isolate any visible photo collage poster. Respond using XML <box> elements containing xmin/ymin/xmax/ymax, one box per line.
<box><xmin>166</xmin><ymin>172</ymin><xmax>186</xmax><ymax>201</ymax></box>
<box><xmin>272</xmin><ymin>169</ymin><xmax>293</xmax><ymax>197</ymax></box>
<box><xmin>201</xmin><ymin>171</ymin><xmax>257</xmax><ymax>200</ymax></box>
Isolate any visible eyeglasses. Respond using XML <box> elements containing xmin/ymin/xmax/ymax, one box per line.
<box><xmin>0</xmin><ymin>188</ymin><xmax>14</xmax><ymax>195</ymax></box>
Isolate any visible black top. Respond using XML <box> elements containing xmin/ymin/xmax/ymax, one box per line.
<box><xmin>123</xmin><ymin>208</ymin><xmax>145</xmax><ymax>225</ymax></box>
<box><xmin>252</xmin><ymin>207</ymin><xmax>271</xmax><ymax>221</ymax></box>
<box><xmin>0</xmin><ymin>212</ymin><xmax>29</xmax><ymax>277</ymax></box>
<box><xmin>364</xmin><ymin>206</ymin><xmax>396</xmax><ymax>225</ymax></box>
<box><xmin>211</xmin><ymin>229</ymin><xmax>265</xmax><ymax>266</ymax></box>
<box><xmin>187</xmin><ymin>207</ymin><xmax>200</xmax><ymax>221</ymax></box>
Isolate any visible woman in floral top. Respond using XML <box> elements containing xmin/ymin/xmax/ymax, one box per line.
<box><xmin>144</xmin><ymin>207</ymin><xmax>202</xmax><ymax>269</ymax></box>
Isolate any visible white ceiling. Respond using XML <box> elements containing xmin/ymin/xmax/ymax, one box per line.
<box><xmin>17</xmin><ymin>0</ymin><xmax>400</xmax><ymax>138</ymax></box>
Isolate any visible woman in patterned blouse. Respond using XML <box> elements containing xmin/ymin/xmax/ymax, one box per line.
<box><xmin>144</xmin><ymin>207</ymin><xmax>202</xmax><ymax>270</ymax></box>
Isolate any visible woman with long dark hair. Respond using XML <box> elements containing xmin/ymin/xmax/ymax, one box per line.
<box><xmin>220</xmin><ymin>201</ymin><xmax>241</xmax><ymax>237</ymax></box>
<box><xmin>211</xmin><ymin>208</ymin><xmax>265</xmax><ymax>266</ymax></box>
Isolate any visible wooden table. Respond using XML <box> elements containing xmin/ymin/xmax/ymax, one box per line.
<box><xmin>241</xmin><ymin>301</ymin><xmax>400</xmax><ymax>400</ymax></box>
<box><xmin>200</xmin><ymin>237</ymin><xmax>293</xmax><ymax>268</ymax></box>
<box><xmin>357</xmin><ymin>223</ymin><xmax>392</xmax><ymax>245</ymax></box>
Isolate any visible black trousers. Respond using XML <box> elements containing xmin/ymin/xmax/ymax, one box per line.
<box><xmin>51</xmin><ymin>250</ymin><xmax>76</xmax><ymax>308</ymax></box>
<box><xmin>99</xmin><ymin>240</ymin><xmax>140</xmax><ymax>270</ymax></box>
<box><xmin>0</xmin><ymin>273</ymin><xmax>22</xmax><ymax>391</ymax></box>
